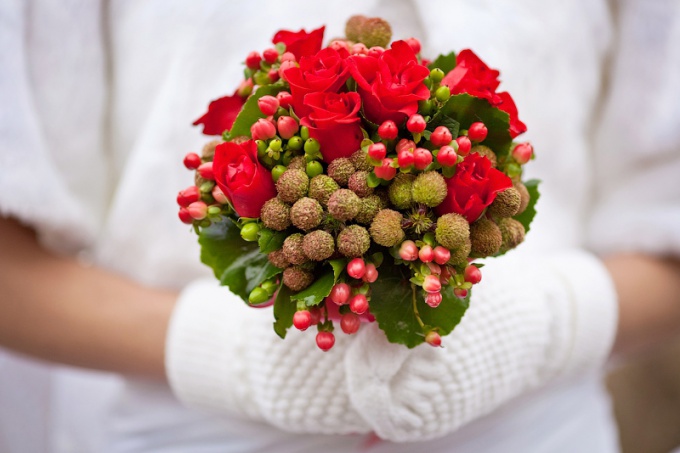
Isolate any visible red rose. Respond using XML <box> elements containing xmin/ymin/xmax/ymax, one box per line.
<box><xmin>193</xmin><ymin>91</ymin><xmax>246</xmax><ymax>136</ymax></box>
<box><xmin>272</xmin><ymin>26</ymin><xmax>325</xmax><ymax>60</ymax></box>
<box><xmin>300</xmin><ymin>92</ymin><xmax>363</xmax><ymax>163</ymax></box>
<box><xmin>284</xmin><ymin>48</ymin><xmax>350</xmax><ymax>118</ymax></box>
<box><xmin>213</xmin><ymin>140</ymin><xmax>276</xmax><ymax>218</ymax></box>
<box><xmin>435</xmin><ymin>153</ymin><xmax>512</xmax><ymax>222</ymax></box>
<box><xmin>495</xmin><ymin>92</ymin><xmax>527</xmax><ymax>138</ymax></box>
<box><xmin>348</xmin><ymin>40</ymin><xmax>430</xmax><ymax>125</ymax></box>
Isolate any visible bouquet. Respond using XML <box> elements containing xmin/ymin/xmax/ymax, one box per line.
<box><xmin>177</xmin><ymin>16</ymin><xmax>539</xmax><ymax>350</ymax></box>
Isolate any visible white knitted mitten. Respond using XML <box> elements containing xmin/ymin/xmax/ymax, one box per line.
<box><xmin>166</xmin><ymin>250</ymin><xmax>617</xmax><ymax>441</ymax></box>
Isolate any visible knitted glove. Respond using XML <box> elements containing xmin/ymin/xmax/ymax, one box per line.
<box><xmin>166</xmin><ymin>250</ymin><xmax>617</xmax><ymax>441</ymax></box>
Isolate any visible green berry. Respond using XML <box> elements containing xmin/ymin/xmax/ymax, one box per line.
<box><xmin>300</xmin><ymin>126</ymin><xmax>310</xmax><ymax>141</ymax></box>
<box><xmin>306</xmin><ymin>160</ymin><xmax>323</xmax><ymax>178</ymax></box>
<box><xmin>288</xmin><ymin>136</ymin><xmax>303</xmax><ymax>151</ymax></box>
<box><xmin>248</xmin><ymin>287</ymin><xmax>270</xmax><ymax>304</ymax></box>
<box><xmin>269</xmin><ymin>138</ymin><xmax>282</xmax><ymax>152</ymax></box>
<box><xmin>435</xmin><ymin>85</ymin><xmax>451</xmax><ymax>102</ymax></box>
<box><xmin>304</xmin><ymin>138</ymin><xmax>320</xmax><ymax>154</ymax></box>
<box><xmin>272</xmin><ymin>165</ymin><xmax>287</xmax><ymax>182</ymax></box>
<box><xmin>430</xmin><ymin>68</ymin><xmax>445</xmax><ymax>83</ymax></box>
<box><xmin>240</xmin><ymin>222</ymin><xmax>260</xmax><ymax>242</ymax></box>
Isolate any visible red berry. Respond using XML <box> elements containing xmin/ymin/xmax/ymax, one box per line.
<box><xmin>347</xmin><ymin>258</ymin><xmax>366</xmax><ymax>279</ymax></box>
<box><xmin>177</xmin><ymin>186</ymin><xmax>200</xmax><ymax>207</ymax></box>
<box><xmin>454</xmin><ymin>288</ymin><xmax>468</xmax><ymax>299</ymax></box>
<box><xmin>374</xmin><ymin>158</ymin><xmax>397</xmax><ymax>180</ymax></box>
<box><xmin>212</xmin><ymin>185</ymin><xmax>230</xmax><ymax>204</ymax></box>
<box><xmin>340</xmin><ymin>313</ymin><xmax>361</xmax><ymax>335</ymax></box>
<box><xmin>178</xmin><ymin>208</ymin><xmax>193</xmax><ymax>224</ymax></box>
<box><xmin>351</xmin><ymin>43</ymin><xmax>368</xmax><ymax>55</ymax></box>
<box><xmin>433</xmin><ymin>246</ymin><xmax>451</xmax><ymax>265</ymax></box>
<box><xmin>330</xmin><ymin>283</ymin><xmax>351</xmax><ymax>305</ymax></box>
<box><xmin>368</xmin><ymin>143</ymin><xmax>387</xmax><ymax>161</ymax></box>
<box><xmin>425</xmin><ymin>331</ymin><xmax>442</xmax><ymax>347</ymax></box>
<box><xmin>278</xmin><ymin>60</ymin><xmax>297</xmax><ymax>81</ymax></box>
<box><xmin>293</xmin><ymin>310</ymin><xmax>312</xmax><ymax>331</ymax></box>
<box><xmin>378</xmin><ymin>120</ymin><xmax>399</xmax><ymax>140</ymax></box>
<box><xmin>413</xmin><ymin>148</ymin><xmax>433</xmax><ymax>170</ymax></box>
<box><xmin>455</xmin><ymin>136</ymin><xmax>472</xmax><ymax>156</ymax></box>
<box><xmin>277</xmin><ymin>116</ymin><xmax>299</xmax><ymax>139</ymax></box>
<box><xmin>245</xmin><ymin>51</ymin><xmax>262</xmax><ymax>70</ymax></box>
<box><xmin>423</xmin><ymin>274</ymin><xmax>442</xmax><ymax>293</ymax></box>
<box><xmin>468</xmin><ymin>122</ymin><xmax>488</xmax><ymax>142</ymax></box>
<box><xmin>198</xmin><ymin>162</ymin><xmax>214</xmax><ymax>180</ymax></box>
<box><xmin>267</xmin><ymin>69</ymin><xmax>280</xmax><ymax>83</ymax></box>
<box><xmin>396</xmin><ymin>139</ymin><xmax>416</xmax><ymax>154</ymax></box>
<box><xmin>367</xmin><ymin>46</ymin><xmax>385</xmax><ymax>58</ymax></box>
<box><xmin>183</xmin><ymin>152</ymin><xmax>201</xmax><ymax>170</ymax></box>
<box><xmin>263</xmin><ymin>48</ymin><xmax>279</xmax><ymax>64</ymax></box>
<box><xmin>281</xmin><ymin>52</ymin><xmax>296</xmax><ymax>62</ymax></box>
<box><xmin>406</xmin><ymin>114</ymin><xmax>426</xmax><ymax>134</ymax></box>
<box><xmin>425</xmin><ymin>292</ymin><xmax>443</xmax><ymax>308</ymax></box>
<box><xmin>405</xmin><ymin>37</ymin><xmax>422</xmax><ymax>54</ymax></box>
<box><xmin>349</xmin><ymin>294</ymin><xmax>369</xmax><ymax>315</ymax></box>
<box><xmin>430</xmin><ymin>126</ymin><xmax>453</xmax><ymax>147</ymax></box>
<box><xmin>276</xmin><ymin>91</ymin><xmax>293</xmax><ymax>109</ymax></box>
<box><xmin>399</xmin><ymin>240</ymin><xmax>419</xmax><ymax>261</ymax></box>
<box><xmin>418</xmin><ymin>244</ymin><xmax>434</xmax><ymax>263</ymax></box>
<box><xmin>397</xmin><ymin>150</ymin><xmax>414</xmax><ymax>168</ymax></box>
<box><xmin>250</xmin><ymin>118</ymin><xmax>276</xmax><ymax>140</ymax></box>
<box><xmin>362</xmin><ymin>263</ymin><xmax>378</xmax><ymax>283</ymax></box>
<box><xmin>427</xmin><ymin>262</ymin><xmax>442</xmax><ymax>276</ymax></box>
<box><xmin>512</xmin><ymin>142</ymin><xmax>533</xmax><ymax>164</ymax></box>
<box><xmin>257</xmin><ymin>95</ymin><xmax>279</xmax><ymax>116</ymax></box>
<box><xmin>309</xmin><ymin>307</ymin><xmax>322</xmax><ymax>325</ymax></box>
<box><xmin>437</xmin><ymin>145</ymin><xmax>457</xmax><ymax>167</ymax></box>
<box><xmin>187</xmin><ymin>201</ymin><xmax>208</xmax><ymax>220</ymax></box>
<box><xmin>329</xmin><ymin>40</ymin><xmax>351</xmax><ymax>53</ymax></box>
<box><xmin>316</xmin><ymin>331</ymin><xmax>335</xmax><ymax>351</ymax></box>
<box><xmin>464</xmin><ymin>265</ymin><xmax>482</xmax><ymax>284</ymax></box>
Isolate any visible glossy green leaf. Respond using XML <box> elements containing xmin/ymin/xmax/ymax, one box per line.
<box><xmin>514</xmin><ymin>179</ymin><xmax>540</xmax><ymax>233</ymax></box>
<box><xmin>258</xmin><ymin>228</ymin><xmax>287</xmax><ymax>254</ymax></box>
<box><xmin>428</xmin><ymin>52</ymin><xmax>457</xmax><ymax>74</ymax></box>
<box><xmin>273</xmin><ymin>284</ymin><xmax>295</xmax><ymax>339</ymax></box>
<box><xmin>229</xmin><ymin>85</ymin><xmax>284</xmax><ymax>138</ymax></box>
<box><xmin>290</xmin><ymin>259</ymin><xmax>345</xmax><ymax>307</ymax></box>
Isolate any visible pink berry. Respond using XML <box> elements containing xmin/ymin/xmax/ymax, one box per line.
<box><xmin>464</xmin><ymin>265</ymin><xmax>482</xmax><ymax>284</ymax></box>
<box><xmin>405</xmin><ymin>37</ymin><xmax>422</xmax><ymax>54</ymax></box>
<box><xmin>267</xmin><ymin>69</ymin><xmax>280</xmax><ymax>83</ymax></box>
<box><xmin>419</xmin><ymin>244</ymin><xmax>434</xmax><ymax>263</ymax></box>
<box><xmin>187</xmin><ymin>201</ymin><xmax>208</xmax><ymax>220</ymax></box>
<box><xmin>425</xmin><ymin>292</ymin><xmax>443</xmax><ymax>308</ymax></box>
<box><xmin>430</xmin><ymin>126</ymin><xmax>453</xmax><ymax>147</ymax></box>
<box><xmin>406</xmin><ymin>114</ymin><xmax>426</xmax><ymax>134</ymax></box>
<box><xmin>368</xmin><ymin>143</ymin><xmax>387</xmax><ymax>161</ymax></box>
<box><xmin>198</xmin><ymin>162</ymin><xmax>214</xmax><ymax>180</ymax></box>
<box><xmin>351</xmin><ymin>43</ymin><xmax>368</xmax><ymax>55</ymax></box>
<box><xmin>263</xmin><ymin>48</ymin><xmax>279</xmax><ymax>64</ymax></box>
<box><xmin>423</xmin><ymin>275</ymin><xmax>442</xmax><ymax>293</ymax></box>
<box><xmin>212</xmin><ymin>185</ymin><xmax>230</xmax><ymax>204</ymax></box>
<box><xmin>316</xmin><ymin>331</ymin><xmax>335</xmax><ymax>351</ymax></box>
<box><xmin>250</xmin><ymin>118</ymin><xmax>276</xmax><ymax>141</ymax></box>
<box><xmin>512</xmin><ymin>142</ymin><xmax>533</xmax><ymax>164</ymax></box>
<box><xmin>237</xmin><ymin>79</ymin><xmax>254</xmax><ymax>98</ymax></box>
<box><xmin>349</xmin><ymin>294</ymin><xmax>369</xmax><ymax>315</ymax></box>
<box><xmin>330</xmin><ymin>283</ymin><xmax>351</xmax><ymax>305</ymax></box>
<box><xmin>427</xmin><ymin>262</ymin><xmax>442</xmax><ymax>275</ymax></box>
<box><xmin>347</xmin><ymin>258</ymin><xmax>366</xmax><ymax>279</ymax></box>
<box><xmin>367</xmin><ymin>46</ymin><xmax>385</xmax><ymax>58</ymax></box>
<box><xmin>413</xmin><ymin>148</ymin><xmax>433</xmax><ymax>170</ymax></box>
<box><xmin>374</xmin><ymin>158</ymin><xmax>397</xmax><ymax>180</ymax></box>
<box><xmin>454</xmin><ymin>288</ymin><xmax>468</xmax><ymax>299</ymax></box>
<box><xmin>433</xmin><ymin>246</ymin><xmax>451</xmax><ymax>265</ymax></box>
<box><xmin>281</xmin><ymin>52</ymin><xmax>296</xmax><ymax>62</ymax></box>
<box><xmin>437</xmin><ymin>145</ymin><xmax>457</xmax><ymax>167</ymax></box>
<box><xmin>257</xmin><ymin>95</ymin><xmax>279</xmax><ymax>116</ymax></box>
<box><xmin>396</xmin><ymin>139</ymin><xmax>416</xmax><ymax>154</ymax></box>
<box><xmin>425</xmin><ymin>331</ymin><xmax>441</xmax><ymax>347</ymax></box>
<box><xmin>309</xmin><ymin>307</ymin><xmax>322</xmax><ymax>325</ymax></box>
<box><xmin>455</xmin><ymin>136</ymin><xmax>472</xmax><ymax>156</ymax></box>
<box><xmin>398</xmin><ymin>150</ymin><xmax>414</xmax><ymax>168</ymax></box>
<box><xmin>276</xmin><ymin>91</ymin><xmax>293</xmax><ymax>109</ymax></box>
<box><xmin>468</xmin><ymin>122</ymin><xmax>488</xmax><ymax>142</ymax></box>
<box><xmin>278</xmin><ymin>60</ymin><xmax>297</xmax><ymax>81</ymax></box>
<box><xmin>178</xmin><ymin>208</ymin><xmax>193</xmax><ymax>224</ymax></box>
<box><xmin>277</xmin><ymin>116</ymin><xmax>299</xmax><ymax>139</ymax></box>
<box><xmin>183</xmin><ymin>152</ymin><xmax>201</xmax><ymax>170</ymax></box>
<box><xmin>362</xmin><ymin>263</ymin><xmax>378</xmax><ymax>283</ymax></box>
<box><xmin>399</xmin><ymin>240</ymin><xmax>419</xmax><ymax>261</ymax></box>
<box><xmin>177</xmin><ymin>186</ymin><xmax>200</xmax><ymax>207</ymax></box>
<box><xmin>328</xmin><ymin>40</ymin><xmax>351</xmax><ymax>53</ymax></box>
<box><xmin>245</xmin><ymin>51</ymin><xmax>262</xmax><ymax>70</ymax></box>
<box><xmin>293</xmin><ymin>310</ymin><xmax>312</xmax><ymax>331</ymax></box>
<box><xmin>340</xmin><ymin>313</ymin><xmax>361</xmax><ymax>335</ymax></box>
<box><xmin>378</xmin><ymin>121</ymin><xmax>399</xmax><ymax>140</ymax></box>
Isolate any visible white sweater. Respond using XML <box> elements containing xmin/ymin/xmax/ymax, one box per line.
<box><xmin>1</xmin><ymin>0</ymin><xmax>679</xmax><ymax>452</ymax></box>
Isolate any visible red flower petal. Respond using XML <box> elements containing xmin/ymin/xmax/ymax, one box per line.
<box><xmin>193</xmin><ymin>91</ymin><xmax>246</xmax><ymax>136</ymax></box>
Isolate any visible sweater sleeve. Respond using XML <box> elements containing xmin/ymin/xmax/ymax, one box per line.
<box><xmin>166</xmin><ymin>250</ymin><xmax>617</xmax><ymax>442</ymax></box>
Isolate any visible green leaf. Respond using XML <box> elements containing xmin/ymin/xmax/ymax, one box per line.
<box><xmin>229</xmin><ymin>85</ymin><xmax>284</xmax><ymax>138</ymax></box>
<box><xmin>290</xmin><ymin>259</ymin><xmax>345</xmax><ymax>307</ymax></box>
<box><xmin>366</xmin><ymin>171</ymin><xmax>381</xmax><ymax>188</ymax></box>
<box><xmin>435</xmin><ymin>94</ymin><xmax>513</xmax><ymax>157</ymax></box>
<box><xmin>273</xmin><ymin>284</ymin><xmax>295</xmax><ymax>339</ymax></box>
<box><xmin>427</xmin><ymin>113</ymin><xmax>460</xmax><ymax>139</ymax></box>
<box><xmin>368</xmin><ymin>258</ymin><xmax>470</xmax><ymax>348</ymax></box>
<box><xmin>514</xmin><ymin>179</ymin><xmax>540</xmax><ymax>233</ymax></box>
<box><xmin>199</xmin><ymin>219</ymin><xmax>282</xmax><ymax>301</ymax></box>
<box><xmin>428</xmin><ymin>52</ymin><xmax>457</xmax><ymax>74</ymax></box>
<box><xmin>258</xmin><ymin>228</ymin><xmax>287</xmax><ymax>253</ymax></box>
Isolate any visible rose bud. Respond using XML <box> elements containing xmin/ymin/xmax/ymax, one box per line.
<box><xmin>263</xmin><ymin>47</ymin><xmax>279</xmax><ymax>64</ymax></box>
<box><xmin>378</xmin><ymin>120</ymin><xmax>398</xmax><ymax>140</ymax></box>
<box><xmin>430</xmin><ymin>126</ymin><xmax>453</xmax><ymax>147</ymax></box>
<box><xmin>455</xmin><ymin>136</ymin><xmax>472</xmax><ymax>156</ymax></box>
<box><xmin>277</xmin><ymin>116</ymin><xmax>299</xmax><ymax>139</ymax></box>
<box><xmin>512</xmin><ymin>142</ymin><xmax>533</xmax><ymax>164</ymax></box>
<box><xmin>276</xmin><ymin>91</ymin><xmax>293</xmax><ymax>109</ymax></box>
<box><xmin>423</xmin><ymin>274</ymin><xmax>442</xmax><ymax>293</ymax></box>
<box><xmin>250</xmin><ymin>118</ymin><xmax>277</xmax><ymax>141</ymax></box>
<box><xmin>374</xmin><ymin>158</ymin><xmax>397</xmax><ymax>180</ymax></box>
<box><xmin>245</xmin><ymin>51</ymin><xmax>262</xmax><ymax>70</ymax></box>
<box><xmin>406</xmin><ymin>114</ymin><xmax>426</xmax><ymax>134</ymax></box>
<box><xmin>257</xmin><ymin>95</ymin><xmax>279</xmax><ymax>116</ymax></box>
<box><xmin>437</xmin><ymin>145</ymin><xmax>458</xmax><ymax>167</ymax></box>
<box><xmin>468</xmin><ymin>122</ymin><xmax>488</xmax><ymax>142</ymax></box>
<box><xmin>177</xmin><ymin>186</ymin><xmax>200</xmax><ymax>207</ymax></box>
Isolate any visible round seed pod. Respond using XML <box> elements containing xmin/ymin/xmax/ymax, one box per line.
<box><xmin>276</xmin><ymin>169</ymin><xmax>309</xmax><ymax>203</ymax></box>
<box><xmin>514</xmin><ymin>181</ymin><xmax>530</xmax><ymax>214</ymax></box>
<box><xmin>290</xmin><ymin>197</ymin><xmax>323</xmax><ymax>231</ymax></box>
<box><xmin>327</xmin><ymin>158</ymin><xmax>355</xmax><ymax>187</ymax></box>
<box><xmin>283</xmin><ymin>266</ymin><xmax>314</xmax><ymax>291</ymax></box>
<box><xmin>268</xmin><ymin>249</ymin><xmax>290</xmax><ymax>269</ymax></box>
<box><xmin>435</xmin><ymin>213</ymin><xmax>470</xmax><ymax>251</ymax></box>
<box><xmin>388</xmin><ymin>173</ymin><xmax>415</xmax><ymax>209</ymax></box>
<box><xmin>336</xmin><ymin>225</ymin><xmax>370</xmax><ymax>257</ymax></box>
<box><xmin>302</xmin><ymin>230</ymin><xmax>335</xmax><ymax>261</ymax></box>
<box><xmin>498</xmin><ymin>217</ymin><xmax>526</xmax><ymax>253</ymax></box>
<box><xmin>488</xmin><ymin>187</ymin><xmax>521</xmax><ymax>218</ymax></box>
<box><xmin>350</xmin><ymin>149</ymin><xmax>372</xmax><ymax>172</ymax></box>
<box><xmin>309</xmin><ymin>175</ymin><xmax>340</xmax><ymax>207</ymax></box>
<box><xmin>470</xmin><ymin>217</ymin><xmax>502</xmax><ymax>257</ymax></box>
<box><xmin>355</xmin><ymin>195</ymin><xmax>381</xmax><ymax>224</ymax></box>
<box><xmin>328</xmin><ymin>189</ymin><xmax>361</xmax><ymax>221</ymax></box>
<box><xmin>260</xmin><ymin>198</ymin><xmax>291</xmax><ymax>231</ymax></box>
<box><xmin>411</xmin><ymin>171</ymin><xmax>447</xmax><ymax>207</ymax></box>
<box><xmin>282</xmin><ymin>233</ymin><xmax>307</xmax><ymax>265</ymax></box>
<box><xmin>369</xmin><ymin>209</ymin><xmax>405</xmax><ymax>247</ymax></box>
<box><xmin>471</xmin><ymin>145</ymin><xmax>497</xmax><ymax>167</ymax></box>
<box><xmin>348</xmin><ymin>171</ymin><xmax>374</xmax><ymax>197</ymax></box>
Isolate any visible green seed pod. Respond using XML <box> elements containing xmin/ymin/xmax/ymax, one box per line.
<box><xmin>471</xmin><ymin>145</ymin><xmax>497</xmax><ymax>167</ymax></box>
<box><xmin>248</xmin><ymin>287</ymin><xmax>270</xmax><ymax>304</ymax></box>
<box><xmin>290</xmin><ymin>197</ymin><xmax>323</xmax><ymax>231</ymax></box>
<box><xmin>282</xmin><ymin>233</ymin><xmax>307</xmax><ymax>265</ymax></box>
<box><xmin>276</xmin><ymin>169</ymin><xmax>309</xmax><ymax>203</ymax></box>
<box><xmin>369</xmin><ymin>209</ymin><xmax>405</xmax><ymax>247</ymax></box>
<box><xmin>302</xmin><ymin>230</ymin><xmax>335</xmax><ymax>261</ymax></box>
<box><xmin>388</xmin><ymin>173</ymin><xmax>415</xmax><ymax>209</ymax></box>
<box><xmin>435</xmin><ymin>213</ymin><xmax>470</xmax><ymax>250</ymax></box>
<box><xmin>282</xmin><ymin>266</ymin><xmax>315</xmax><ymax>292</ymax></box>
<box><xmin>287</xmin><ymin>155</ymin><xmax>307</xmax><ymax>170</ymax></box>
<box><xmin>488</xmin><ymin>187</ymin><xmax>521</xmax><ymax>218</ymax></box>
<box><xmin>514</xmin><ymin>181</ymin><xmax>530</xmax><ymax>214</ymax></box>
<box><xmin>411</xmin><ymin>171</ymin><xmax>447</xmax><ymax>207</ymax></box>
<box><xmin>268</xmin><ymin>249</ymin><xmax>289</xmax><ymax>269</ymax></box>
<box><xmin>260</xmin><ymin>198</ymin><xmax>291</xmax><ymax>231</ymax></box>
<box><xmin>470</xmin><ymin>217</ymin><xmax>502</xmax><ymax>257</ymax></box>
<box><xmin>240</xmin><ymin>222</ymin><xmax>260</xmax><ymax>242</ymax></box>
<box><xmin>350</xmin><ymin>149</ymin><xmax>372</xmax><ymax>172</ymax></box>
<box><xmin>328</xmin><ymin>189</ymin><xmax>361</xmax><ymax>221</ymax></box>
<box><xmin>327</xmin><ymin>158</ymin><xmax>355</xmax><ymax>187</ymax></box>
<box><xmin>336</xmin><ymin>225</ymin><xmax>371</xmax><ymax>258</ymax></box>
<box><xmin>355</xmin><ymin>195</ymin><xmax>382</xmax><ymax>224</ymax></box>
<box><xmin>348</xmin><ymin>171</ymin><xmax>374</xmax><ymax>197</ymax></box>
<box><xmin>498</xmin><ymin>217</ymin><xmax>526</xmax><ymax>253</ymax></box>
<box><xmin>308</xmin><ymin>175</ymin><xmax>340</xmax><ymax>207</ymax></box>
<box><xmin>201</xmin><ymin>140</ymin><xmax>222</xmax><ymax>160</ymax></box>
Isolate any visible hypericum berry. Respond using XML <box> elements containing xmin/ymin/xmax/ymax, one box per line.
<box><xmin>367</xmin><ymin>46</ymin><xmax>385</xmax><ymax>58</ymax></box>
<box><xmin>306</xmin><ymin>161</ymin><xmax>323</xmax><ymax>178</ymax></box>
<box><xmin>340</xmin><ymin>313</ymin><xmax>361</xmax><ymax>335</ymax></box>
<box><xmin>211</xmin><ymin>185</ymin><xmax>229</xmax><ymax>204</ymax></box>
<box><xmin>278</xmin><ymin>60</ymin><xmax>297</xmax><ymax>81</ymax></box>
<box><xmin>276</xmin><ymin>91</ymin><xmax>293</xmax><ymax>109</ymax></box>
<box><xmin>374</xmin><ymin>158</ymin><xmax>397</xmax><ymax>180</ymax></box>
<box><xmin>363</xmin><ymin>263</ymin><xmax>378</xmax><ymax>283</ymax></box>
<box><xmin>425</xmin><ymin>331</ymin><xmax>442</xmax><ymax>347</ymax></box>
<box><xmin>368</xmin><ymin>143</ymin><xmax>387</xmax><ymax>161</ymax></box>
<box><xmin>397</xmin><ymin>149</ymin><xmax>414</xmax><ymax>168</ymax></box>
<box><xmin>405</xmin><ymin>37</ymin><xmax>421</xmax><ymax>54</ymax></box>
<box><xmin>430</xmin><ymin>126</ymin><xmax>453</xmax><ymax>147</ymax></box>
<box><xmin>435</xmin><ymin>86</ymin><xmax>451</xmax><ymax>102</ymax></box>
<box><xmin>177</xmin><ymin>186</ymin><xmax>200</xmax><ymax>207</ymax></box>
<box><xmin>329</xmin><ymin>40</ymin><xmax>351</xmax><ymax>53</ymax></box>
<box><xmin>330</xmin><ymin>282</ymin><xmax>351</xmax><ymax>305</ymax></box>
<box><xmin>413</xmin><ymin>148</ymin><xmax>433</xmax><ymax>170</ymax></box>
<box><xmin>277</xmin><ymin>116</ymin><xmax>299</xmax><ymax>139</ymax></box>
<box><xmin>425</xmin><ymin>292</ymin><xmax>443</xmax><ymax>308</ymax></box>
<box><xmin>464</xmin><ymin>265</ymin><xmax>482</xmax><ymax>284</ymax></box>
<box><xmin>281</xmin><ymin>51</ymin><xmax>296</xmax><ymax>62</ymax></box>
<box><xmin>268</xmin><ymin>69</ymin><xmax>280</xmax><ymax>83</ymax></box>
<box><xmin>427</xmin><ymin>262</ymin><xmax>442</xmax><ymax>275</ymax></box>
<box><xmin>198</xmin><ymin>162</ymin><xmax>214</xmax><ymax>180</ymax></box>
<box><xmin>455</xmin><ymin>136</ymin><xmax>472</xmax><ymax>156</ymax></box>
<box><xmin>316</xmin><ymin>331</ymin><xmax>335</xmax><ymax>351</ymax></box>
<box><xmin>433</xmin><ymin>246</ymin><xmax>451</xmax><ymax>265</ymax></box>
<box><xmin>423</xmin><ymin>274</ymin><xmax>442</xmax><ymax>293</ymax></box>
<box><xmin>468</xmin><ymin>122</ymin><xmax>488</xmax><ymax>142</ymax></box>
<box><xmin>293</xmin><ymin>310</ymin><xmax>313</xmax><ymax>331</ymax></box>
<box><xmin>187</xmin><ymin>201</ymin><xmax>208</xmax><ymax>220</ymax></box>
<box><xmin>183</xmin><ymin>152</ymin><xmax>201</xmax><ymax>170</ymax></box>
<box><xmin>437</xmin><ymin>145</ymin><xmax>457</xmax><ymax>167</ymax></box>
<box><xmin>178</xmin><ymin>208</ymin><xmax>193</xmax><ymax>224</ymax></box>
<box><xmin>396</xmin><ymin>139</ymin><xmax>416</xmax><ymax>154</ymax></box>
<box><xmin>240</xmin><ymin>222</ymin><xmax>260</xmax><ymax>242</ymax></box>
<box><xmin>309</xmin><ymin>307</ymin><xmax>322</xmax><ymax>325</ymax></box>
<box><xmin>378</xmin><ymin>120</ymin><xmax>398</xmax><ymax>140</ymax></box>
<box><xmin>349</xmin><ymin>294</ymin><xmax>369</xmax><ymax>314</ymax></box>
<box><xmin>512</xmin><ymin>142</ymin><xmax>533</xmax><ymax>164</ymax></box>
<box><xmin>419</xmin><ymin>244</ymin><xmax>434</xmax><ymax>263</ymax></box>
<box><xmin>347</xmin><ymin>257</ymin><xmax>366</xmax><ymax>279</ymax></box>
<box><xmin>406</xmin><ymin>114</ymin><xmax>426</xmax><ymax>134</ymax></box>
<box><xmin>245</xmin><ymin>51</ymin><xmax>262</xmax><ymax>70</ymax></box>
<box><xmin>237</xmin><ymin>79</ymin><xmax>254</xmax><ymax>98</ymax></box>
<box><xmin>399</xmin><ymin>240</ymin><xmax>419</xmax><ymax>261</ymax></box>
<box><xmin>351</xmin><ymin>42</ymin><xmax>369</xmax><ymax>55</ymax></box>
<box><xmin>454</xmin><ymin>287</ymin><xmax>468</xmax><ymax>299</ymax></box>
<box><xmin>258</xmin><ymin>95</ymin><xmax>279</xmax><ymax>116</ymax></box>
<box><xmin>251</xmin><ymin>118</ymin><xmax>276</xmax><ymax>141</ymax></box>
<box><xmin>263</xmin><ymin>47</ymin><xmax>279</xmax><ymax>64</ymax></box>
<box><xmin>429</xmin><ymin>68</ymin><xmax>445</xmax><ymax>84</ymax></box>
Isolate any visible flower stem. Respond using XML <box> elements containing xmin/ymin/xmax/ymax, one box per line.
<box><xmin>411</xmin><ymin>283</ymin><xmax>425</xmax><ymax>328</ymax></box>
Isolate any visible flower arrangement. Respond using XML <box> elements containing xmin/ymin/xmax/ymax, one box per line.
<box><xmin>177</xmin><ymin>16</ymin><xmax>539</xmax><ymax>350</ymax></box>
